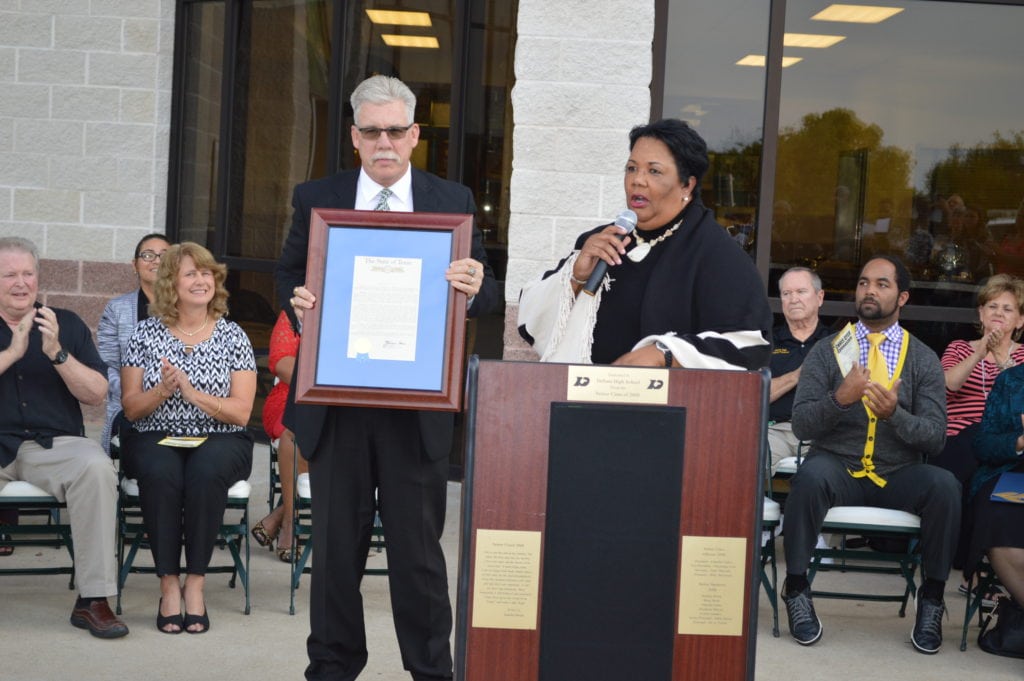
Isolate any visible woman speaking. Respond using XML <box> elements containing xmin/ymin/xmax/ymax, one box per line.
<box><xmin>518</xmin><ymin>118</ymin><xmax>771</xmax><ymax>370</ymax></box>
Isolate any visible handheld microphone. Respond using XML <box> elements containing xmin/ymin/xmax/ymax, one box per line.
<box><xmin>582</xmin><ymin>209</ymin><xmax>637</xmax><ymax>296</ymax></box>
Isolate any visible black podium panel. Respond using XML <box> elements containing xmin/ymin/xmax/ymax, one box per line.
<box><xmin>538</xmin><ymin>403</ymin><xmax>686</xmax><ymax>681</ymax></box>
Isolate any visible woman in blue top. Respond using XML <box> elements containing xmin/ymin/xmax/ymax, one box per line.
<box><xmin>970</xmin><ymin>363</ymin><xmax>1024</xmax><ymax>646</ymax></box>
<box><xmin>121</xmin><ymin>242</ymin><xmax>256</xmax><ymax>634</ymax></box>
<box><xmin>97</xmin><ymin>233</ymin><xmax>171</xmax><ymax>454</ymax></box>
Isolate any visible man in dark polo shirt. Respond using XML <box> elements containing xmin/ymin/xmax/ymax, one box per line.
<box><xmin>768</xmin><ymin>266</ymin><xmax>830</xmax><ymax>474</ymax></box>
<box><xmin>0</xmin><ymin>237</ymin><xmax>127</xmax><ymax>639</ymax></box>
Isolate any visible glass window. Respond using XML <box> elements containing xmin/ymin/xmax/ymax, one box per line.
<box><xmin>461</xmin><ymin>1</ymin><xmax>516</xmax><ymax>281</ymax></box>
<box><xmin>170</xmin><ymin>0</ymin><xmax>516</xmax><ymax>379</ymax></box>
<box><xmin>225</xmin><ymin>0</ymin><xmax>333</xmax><ymax>262</ymax></box>
<box><xmin>660</xmin><ymin>0</ymin><xmax>772</xmax><ymax>258</ymax></box>
<box><xmin>176</xmin><ymin>2</ymin><xmax>226</xmax><ymax>248</ymax></box>
<box><xmin>340</xmin><ymin>1</ymin><xmax>455</xmax><ymax>177</ymax></box>
<box><xmin>772</xmin><ymin>0</ymin><xmax>1024</xmax><ymax>314</ymax></box>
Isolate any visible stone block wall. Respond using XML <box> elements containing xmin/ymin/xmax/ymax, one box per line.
<box><xmin>504</xmin><ymin>0</ymin><xmax>655</xmax><ymax>360</ymax></box>
<box><xmin>0</xmin><ymin>0</ymin><xmax>173</xmax><ymax>342</ymax></box>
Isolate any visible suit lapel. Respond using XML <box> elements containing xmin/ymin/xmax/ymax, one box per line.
<box><xmin>410</xmin><ymin>168</ymin><xmax>437</xmax><ymax>212</ymax></box>
<box><xmin>333</xmin><ymin>170</ymin><xmax>359</xmax><ymax>209</ymax></box>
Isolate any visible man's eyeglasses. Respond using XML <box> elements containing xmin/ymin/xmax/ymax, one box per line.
<box><xmin>137</xmin><ymin>251</ymin><xmax>165</xmax><ymax>262</ymax></box>
<box><xmin>357</xmin><ymin>124</ymin><xmax>413</xmax><ymax>141</ymax></box>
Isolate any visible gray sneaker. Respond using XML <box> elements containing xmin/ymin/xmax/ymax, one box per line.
<box><xmin>911</xmin><ymin>591</ymin><xmax>945</xmax><ymax>654</ymax></box>
<box><xmin>782</xmin><ymin>579</ymin><xmax>823</xmax><ymax>645</ymax></box>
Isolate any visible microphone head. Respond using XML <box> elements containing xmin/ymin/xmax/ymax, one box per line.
<box><xmin>614</xmin><ymin>209</ymin><xmax>637</xmax><ymax>234</ymax></box>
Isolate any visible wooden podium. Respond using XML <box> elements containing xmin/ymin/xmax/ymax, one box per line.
<box><xmin>455</xmin><ymin>358</ymin><xmax>768</xmax><ymax>681</ymax></box>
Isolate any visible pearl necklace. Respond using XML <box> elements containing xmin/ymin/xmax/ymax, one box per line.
<box><xmin>992</xmin><ymin>343</ymin><xmax>1017</xmax><ymax>371</ymax></box>
<box><xmin>175</xmin><ymin>315</ymin><xmax>208</xmax><ymax>337</ymax></box>
<box><xmin>627</xmin><ymin>217</ymin><xmax>684</xmax><ymax>262</ymax></box>
<box><xmin>981</xmin><ymin>343</ymin><xmax>1018</xmax><ymax>395</ymax></box>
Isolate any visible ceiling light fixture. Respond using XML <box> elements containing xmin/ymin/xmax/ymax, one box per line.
<box><xmin>382</xmin><ymin>34</ymin><xmax>440</xmax><ymax>49</ymax></box>
<box><xmin>811</xmin><ymin>4</ymin><xmax>904</xmax><ymax>23</ymax></box>
<box><xmin>736</xmin><ymin>55</ymin><xmax>803</xmax><ymax>68</ymax></box>
<box><xmin>366</xmin><ymin>10</ymin><xmax>432</xmax><ymax>26</ymax></box>
<box><xmin>784</xmin><ymin>32</ymin><xmax>846</xmax><ymax>48</ymax></box>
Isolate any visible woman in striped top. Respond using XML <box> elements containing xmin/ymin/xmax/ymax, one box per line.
<box><xmin>938</xmin><ymin>274</ymin><xmax>1024</xmax><ymax>485</ymax></box>
<box><xmin>935</xmin><ymin>274</ymin><xmax>1024</xmax><ymax>596</ymax></box>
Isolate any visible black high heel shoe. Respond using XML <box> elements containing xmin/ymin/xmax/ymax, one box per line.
<box><xmin>184</xmin><ymin>607</ymin><xmax>210</xmax><ymax>634</ymax></box>
<box><xmin>156</xmin><ymin>598</ymin><xmax>183</xmax><ymax>634</ymax></box>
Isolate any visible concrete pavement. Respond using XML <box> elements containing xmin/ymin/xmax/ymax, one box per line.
<box><xmin>1</xmin><ymin>441</ymin><xmax>1020</xmax><ymax>680</ymax></box>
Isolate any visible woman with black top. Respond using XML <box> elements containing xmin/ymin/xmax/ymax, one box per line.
<box><xmin>518</xmin><ymin>118</ymin><xmax>771</xmax><ymax>370</ymax></box>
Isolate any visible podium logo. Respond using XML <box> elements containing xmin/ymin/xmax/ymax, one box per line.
<box><xmin>573</xmin><ymin>376</ymin><xmax>591</xmax><ymax>387</ymax></box>
<box><xmin>647</xmin><ymin>379</ymin><xmax>664</xmax><ymax>390</ymax></box>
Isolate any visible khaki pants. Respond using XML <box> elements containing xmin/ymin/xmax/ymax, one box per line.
<box><xmin>767</xmin><ymin>421</ymin><xmax>800</xmax><ymax>476</ymax></box>
<box><xmin>1</xmin><ymin>437</ymin><xmax>118</xmax><ymax>597</ymax></box>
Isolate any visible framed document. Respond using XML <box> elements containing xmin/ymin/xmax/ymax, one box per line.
<box><xmin>294</xmin><ymin>208</ymin><xmax>473</xmax><ymax>411</ymax></box>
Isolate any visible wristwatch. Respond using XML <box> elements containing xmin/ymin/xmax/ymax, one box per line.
<box><xmin>654</xmin><ymin>340</ymin><xmax>673</xmax><ymax>367</ymax></box>
<box><xmin>52</xmin><ymin>348</ymin><xmax>69</xmax><ymax>365</ymax></box>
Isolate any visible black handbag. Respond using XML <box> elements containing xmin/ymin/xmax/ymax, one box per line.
<box><xmin>979</xmin><ymin>597</ymin><xmax>1024</xmax><ymax>658</ymax></box>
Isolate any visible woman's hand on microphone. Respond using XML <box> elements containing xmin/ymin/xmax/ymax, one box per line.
<box><xmin>572</xmin><ymin>225</ymin><xmax>633</xmax><ymax>281</ymax></box>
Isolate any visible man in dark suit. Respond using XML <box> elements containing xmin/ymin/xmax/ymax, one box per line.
<box><xmin>276</xmin><ymin>75</ymin><xmax>498</xmax><ymax>681</ymax></box>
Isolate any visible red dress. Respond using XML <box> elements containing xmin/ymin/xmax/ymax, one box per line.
<box><xmin>262</xmin><ymin>310</ymin><xmax>300</xmax><ymax>440</ymax></box>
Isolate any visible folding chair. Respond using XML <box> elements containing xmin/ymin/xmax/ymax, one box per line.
<box><xmin>116</xmin><ymin>476</ymin><xmax>252</xmax><ymax>615</ymax></box>
<box><xmin>785</xmin><ymin>442</ymin><xmax>923</xmax><ymax>615</ymax></box>
<box><xmin>0</xmin><ymin>481</ymin><xmax>75</xmax><ymax>588</ymax></box>
<box><xmin>760</xmin><ymin>495</ymin><xmax>782</xmax><ymax>637</ymax></box>
<box><xmin>961</xmin><ymin>557</ymin><xmax>1002</xmax><ymax>651</ymax></box>
<box><xmin>808</xmin><ymin>506</ymin><xmax>921</xmax><ymax>615</ymax></box>
<box><xmin>760</xmin><ymin>431</ymin><xmax>793</xmax><ymax>637</ymax></box>
<box><xmin>267</xmin><ymin>438</ymin><xmax>282</xmax><ymax>516</ymax></box>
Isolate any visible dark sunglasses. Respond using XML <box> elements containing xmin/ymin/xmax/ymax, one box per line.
<box><xmin>357</xmin><ymin>124</ymin><xmax>413</xmax><ymax>140</ymax></box>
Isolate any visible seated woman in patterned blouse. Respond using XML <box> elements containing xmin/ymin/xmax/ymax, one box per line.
<box><xmin>120</xmin><ymin>242</ymin><xmax>256</xmax><ymax>634</ymax></box>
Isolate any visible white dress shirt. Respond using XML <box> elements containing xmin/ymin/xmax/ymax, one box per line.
<box><xmin>356</xmin><ymin>166</ymin><xmax>413</xmax><ymax>212</ymax></box>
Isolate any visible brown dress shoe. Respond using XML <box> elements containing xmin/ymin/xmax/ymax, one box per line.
<box><xmin>70</xmin><ymin>598</ymin><xmax>130</xmax><ymax>639</ymax></box>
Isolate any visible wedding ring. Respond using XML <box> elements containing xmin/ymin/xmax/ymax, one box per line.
<box><xmin>467</xmin><ymin>266</ymin><xmax>477</xmax><ymax>277</ymax></box>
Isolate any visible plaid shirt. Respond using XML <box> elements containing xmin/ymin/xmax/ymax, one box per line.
<box><xmin>855</xmin><ymin>321</ymin><xmax>904</xmax><ymax>380</ymax></box>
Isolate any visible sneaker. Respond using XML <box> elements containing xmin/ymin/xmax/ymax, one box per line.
<box><xmin>782</xmin><ymin>579</ymin><xmax>823</xmax><ymax>645</ymax></box>
<box><xmin>911</xmin><ymin>591</ymin><xmax>945</xmax><ymax>654</ymax></box>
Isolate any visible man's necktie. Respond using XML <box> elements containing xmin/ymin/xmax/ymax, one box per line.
<box><xmin>867</xmin><ymin>333</ymin><xmax>889</xmax><ymax>385</ymax></box>
<box><xmin>374</xmin><ymin>188</ymin><xmax>392</xmax><ymax>211</ymax></box>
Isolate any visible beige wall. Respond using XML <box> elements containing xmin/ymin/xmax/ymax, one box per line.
<box><xmin>503</xmin><ymin>0</ymin><xmax>655</xmax><ymax>359</ymax></box>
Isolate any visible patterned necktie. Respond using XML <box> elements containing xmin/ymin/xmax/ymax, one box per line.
<box><xmin>867</xmin><ymin>333</ymin><xmax>888</xmax><ymax>385</ymax></box>
<box><xmin>374</xmin><ymin>187</ymin><xmax>392</xmax><ymax>212</ymax></box>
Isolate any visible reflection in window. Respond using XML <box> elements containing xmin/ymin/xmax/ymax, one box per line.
<box><xmin>227</xmin><ymin>0</ymin><xmax>332</xmax><ymax>262</ymax></box>
<box><xmin>177</xmin><ymin>2</ymin><xmax>225</xmax><ymax>248</ymax></box>
<box><xmin>661</xmin><ymin>1</ymin><xmax>771</xmax><ymax>258</ymax></box>
<box><xmin>341</xmin><ymin>2</ymin><xmax>456</xmax><ymax>177</ymax></box>
<box><xmin>773</xmin><ymin>0</ymin><xmax>1024</xmax><ymax>302</ymax></box>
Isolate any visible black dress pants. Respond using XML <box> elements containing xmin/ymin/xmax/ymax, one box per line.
<box><xmin>122</xmin><ymin>429</ymin><xmax>253</xmax><ymax>575</ymax></box>
<box><xmin>783</xmin><ymin>451</ymin><xmax>961</xmax><ymax>581</ymax></box>
<box><xmin>305</xmin><ymin>407</ymin><xmax>452</xmax><ymax>681</ymax></box>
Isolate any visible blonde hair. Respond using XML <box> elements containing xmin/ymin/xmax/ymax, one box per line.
<box><xmin>150</xmin><ymin>242</ymin><xmax>229</xmax><ymax>323</ymax></box>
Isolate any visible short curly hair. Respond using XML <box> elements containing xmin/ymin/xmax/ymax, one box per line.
<box><xmin>976</xmin><ymin>273</ymin><xmax>1024</xmax><ymax>340</ymax></box>
<box><xmin>149</xmin><ymin>242</ymin><xmax>229</xmax><ymax>323</ymax></box>
<box><xmin>628</xmin><ymin>118</ymin><xmax>710</xmax><ymax>198</ymax></box>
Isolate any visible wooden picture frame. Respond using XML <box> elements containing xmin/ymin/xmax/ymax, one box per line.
<box><xmin>294</xmin><ymin>208</ymin><xmax>473</xmax><ymax>411</ymax></box>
